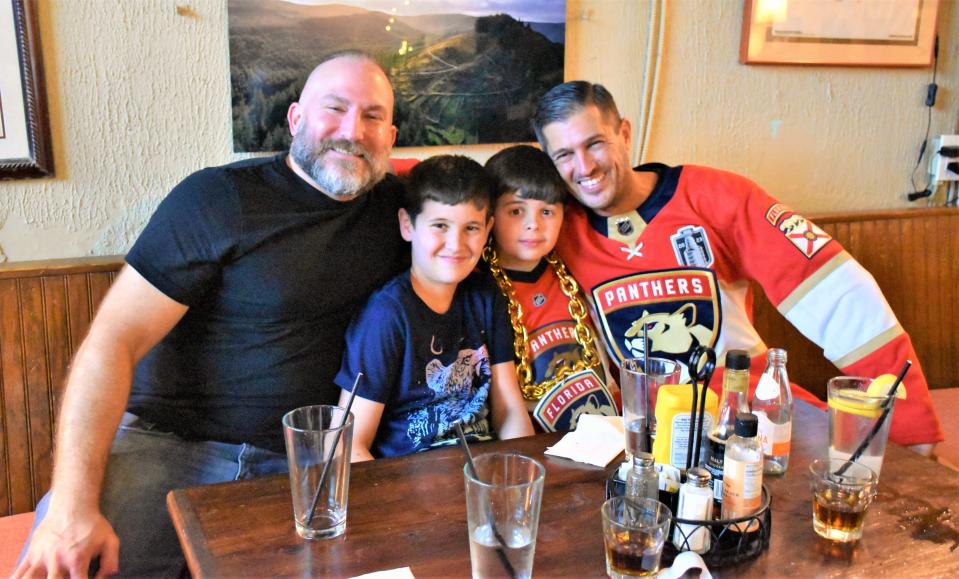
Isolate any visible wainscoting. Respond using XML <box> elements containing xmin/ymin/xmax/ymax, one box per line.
<box><xmin>0</xmin><ymin>257</ymin><xmax>123</xmax><ymax>516</ymax></box>
<box><xmin>752</xmin><ymin>207</ymin><xmax>958</xmax><ymax>397</ymax></box>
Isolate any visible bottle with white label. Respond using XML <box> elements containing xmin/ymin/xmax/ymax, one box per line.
<box><xmin>673</xmin><ymin>466</ymin><xmax>713</xmax><ymax>553</ymax></box>
<box><xmin>752</xmin><ymin>348</ymin><xmax>793</xmax><ymax>475</ymax></box>
<box><xmin>721</xmin><ymin>413</ymin><xmax>763</xmax><ymax>532</ymax></box>
<box><xmin>705</xmin><ymin>350</ymin><xmax>750</xmax><ymax>508</ymax></box>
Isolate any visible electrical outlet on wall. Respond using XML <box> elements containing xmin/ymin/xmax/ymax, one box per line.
<box><xmin>928</xmin><ymin>135</ymin><xmax>959</xmax><ymax>183</ymax></box>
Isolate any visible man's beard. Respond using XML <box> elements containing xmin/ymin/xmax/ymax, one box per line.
<box><xmin>289</xmin><ymin>133</ymin><xmax>390</xmax><ymax>199</ymax></box>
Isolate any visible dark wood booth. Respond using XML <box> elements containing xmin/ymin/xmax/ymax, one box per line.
<box><xmin>0</xmin><ymin>208</ymin><xmax>956</xmax><ymax>572</ymax></box>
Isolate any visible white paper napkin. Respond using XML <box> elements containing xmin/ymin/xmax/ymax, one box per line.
<box><xmin>657</xmin><ymin>550</ymin><xmax>713</xmax><ymax>579</ymax></box>
<box><xmin>544</xmin><ymin>414</ymin><xmax>625</xmax><ymax>467</ymax></box>
<box><xmin>350</xmin><ymin>568</ymin><xmax>416</xmax><ymax>579</ymax></box>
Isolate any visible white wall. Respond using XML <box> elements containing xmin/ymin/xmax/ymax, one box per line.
<box><xmin>0</xmin><ymin>0</ymin><xmax>956</xmax><ymax>262</ymax></box>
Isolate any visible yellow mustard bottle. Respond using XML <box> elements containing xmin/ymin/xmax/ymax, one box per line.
<box><xmin>652</xmin><ymin>384</ymin><xmax>719</xmax><ymax>470</ymax></box>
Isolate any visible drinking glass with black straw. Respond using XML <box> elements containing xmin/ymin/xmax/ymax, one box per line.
<box><xmin>833</xmin><ymin>360</ymin><xmax>911</xmax><ymax>477</ymax></box>
<box><xmin>304</xmin><ymin>371</ymin><xmax>363</xmax><ymax>526</ymax></box>
<box><xmin>455</xmin><ymin>422</ymin><xmax>517</xmax><ymax>579</ymax></box>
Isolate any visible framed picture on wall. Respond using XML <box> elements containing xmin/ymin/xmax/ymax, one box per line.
<box><xmin>740</xmin><ymin>0</ymin><xmax>940</xmax><ymax>67</ymax></box>
<box><xmin>227</xmin><ymin>0</ymin><xmax>566</xmax><ymax>152</ymax></box>
<box><xmin>0</xmin><ymin>0</ymin><xmax>53</xmax><ymax>179</ymax></box>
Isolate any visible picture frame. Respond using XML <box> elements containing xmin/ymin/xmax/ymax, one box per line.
<box><xmin>740</xmin><ymin>0</ymin><xmax>940</xmax><ymax>67</ymax></box>
<box><xmin>0</xmin><ymin>0</ymin><xmax>53</xmax><ymax>179</ymax></box>
<box><xmin>227</xmin><ymin>0</ymin><xmax>565</xmax><ymax>152</ymax></box>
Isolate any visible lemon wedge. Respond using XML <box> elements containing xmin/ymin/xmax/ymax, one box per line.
<box><xmin>867</xmin><ymin>373</ymin><xmax>907</xmax><ymax>400</ymax></box>
<box><xmin>828</xmin><ymin>389</ymin><xmax>883</xmax><ymax>418</ymax></box>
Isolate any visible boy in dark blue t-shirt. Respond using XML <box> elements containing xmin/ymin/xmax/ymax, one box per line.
<box><xmin>335</xmin><ymin>155</ymin><xmax>534</xmax><ymax>460</ymax></box>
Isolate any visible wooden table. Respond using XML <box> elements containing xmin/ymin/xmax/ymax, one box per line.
<box><xmin>168</xmin><ymin>401</ymin><xmax>959</xmax><ymax>577</ymax></box>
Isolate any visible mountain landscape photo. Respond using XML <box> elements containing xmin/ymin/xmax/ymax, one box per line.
<box><xmin>228</xmin><ymin>0</ymin><xmax>566</xmax><ymax>151</ymax></box>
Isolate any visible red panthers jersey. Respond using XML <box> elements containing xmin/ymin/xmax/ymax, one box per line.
<box><xmin>555</xmin><ymin>164</ymin><xmax>942</xmax><ymax>446</ymax></box>
<box><xmin>503</xmin><ymin>261</ymin><xmax>619</xmax><ymax>430</ymax></box>
<box><xmin>508</xmin><ymin>261</ymin><xmax>592</xmax><ymax>385</ymax></box>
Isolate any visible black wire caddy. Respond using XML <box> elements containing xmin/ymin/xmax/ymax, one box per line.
<box><xmin>607</xmin><ymin>346</ymin><xmax>772</xmax><ymax>568</ymax></box>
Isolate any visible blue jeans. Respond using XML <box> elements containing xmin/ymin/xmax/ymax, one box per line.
<box><xmin>21</xmin><ymin>413</ymin><xmax>289</xmax><ymax>578</ymax></box>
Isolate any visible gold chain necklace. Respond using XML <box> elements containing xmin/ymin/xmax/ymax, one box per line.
<box><xmin>483</xmin><ymin>244</ymin><xmax>601</xmax><ymax>400</ymax></box>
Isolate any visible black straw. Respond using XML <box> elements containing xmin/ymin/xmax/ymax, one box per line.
<box><xmin>305</xmin><ymin>372</ymin><xmax>363</xmax><ymax>526</ymax></box>
<box><xmin>834</xmin><ymin>361</ymin><xmax>911</xmax><ymax>477</ymax></box>
<box><xmin>686</xmin><ymin>381</ymin><xmax>699</xmax><ymax>472</ymax></box>
<box><xmin>455</xmin><ymin>423</ymin><xmax>516</xmax><ymax>579</ymax></box>
<box><xmin>642</xmin><ymin>325</ymin><xmax>652</xmax><ymax>452</ymax></box>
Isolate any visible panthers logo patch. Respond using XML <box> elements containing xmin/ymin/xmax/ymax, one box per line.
<box><xmin>529</xmin><ymin>321</ymin><xmax>581</xmax><ymax>383</ymax></box>
<box><xmin>591</xmin><ymin>269</ymin><xmax>721</xmax><ymax>381</ymax></box>
<box><xmin>533</xmin><ymin>369</ymin><xmax>617</xmax><ymax>432</ymax></box>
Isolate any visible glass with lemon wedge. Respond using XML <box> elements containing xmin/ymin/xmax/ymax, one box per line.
<box><xmin>826</xmin><ymin>374</ymin><xmax>906</xmax><ymax>477</ymax></box>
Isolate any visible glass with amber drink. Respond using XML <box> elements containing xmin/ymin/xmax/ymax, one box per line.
<box><xmin>601</xmin><ymin>497</ymin><xmax>672</xmax><ymax>578</ymax></box>
<box><xmin>809</xmin><ymin>459</ymin><xmax>878</xmax><ymax>542</ymax></box>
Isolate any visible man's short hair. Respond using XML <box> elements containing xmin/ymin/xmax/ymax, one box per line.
<box><xmin>403</xmin><ymin>155</ymin><xmax>496</xmax><ymax>221</ymax></box>
<box><xmin>485</xmin><ymin>145</ymin><xmax>570</xmax><ymax>205</ymax></box>
<box><xmin>318</xmin><ymin>49</ymin><xmax>386</xmax><ymax>74</ymax></box>
<box><xmin>531</xmin><ymin>81</ymin><xmax>622</xmax><ymax>151</ymax></box>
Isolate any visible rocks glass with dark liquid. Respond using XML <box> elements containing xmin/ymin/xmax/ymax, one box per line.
<box><xmin>601</xmin><ymin>497</ymin><xmax>672</xmax><ymax>578</ymax></box>
<box><xmin>809</xmin><ymin>459</ymin><xmax>878</xmax><ymax>542</ymax></box>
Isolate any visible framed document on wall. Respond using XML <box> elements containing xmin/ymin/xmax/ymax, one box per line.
<box><xmin>740</xmin><ymin>0</ymin><xmax>940</xmax><ymax>67</ymax></box>
<box><xmin>0</xmin><ymin>0</ymin><xmax>53</xmax><ymax>179</ymax></box>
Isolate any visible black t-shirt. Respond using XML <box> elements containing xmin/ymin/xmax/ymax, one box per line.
<box><xmin>126</xmin><ymin>154</ymin><xmax>409</xmax><ymax>452</ymax></box>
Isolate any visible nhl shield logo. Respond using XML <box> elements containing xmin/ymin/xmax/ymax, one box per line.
<box><xmin>670</xmin><ymin>226</ymin><xmax>714</xmax><ymax>267</ymax></box>
<box><xmin>532</xmin><ymin>368</ymin><xmax>618</xmax><ymax>432</ymax></box>
<box><xmin>591</xmin><ymin>269</ymin><xmax>721</xmax><ymax>380</ymax></box>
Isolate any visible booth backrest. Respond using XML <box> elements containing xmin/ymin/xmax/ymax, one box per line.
<box><xmin>752</xmin><ymin>207</ymin><xmax>958</xmax><ymax>398</ymax></box>
<box><xmin>0</xmin><ymin>207</ymin><xmax>955</xmax><ymax>516</ymax></box>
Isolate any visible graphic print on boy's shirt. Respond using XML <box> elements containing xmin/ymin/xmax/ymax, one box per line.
<box><xmin>406</xmin><ymin>345</ymin><xmax>492</xmax><ymax>449</ymax></box>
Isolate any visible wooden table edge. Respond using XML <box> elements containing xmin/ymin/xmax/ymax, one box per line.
<box><xmin>167</xmin><ymin>489</ymin><xmax>215</xmax><ymax>577</ymax></box>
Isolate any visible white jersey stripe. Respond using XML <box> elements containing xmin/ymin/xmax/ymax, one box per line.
<box><xmin>781</xmin><ymin>259</ymin><xmax>899</xmax><ymax>363</ymax></box>
<box><xmin>715</xmin><ymin>279</ymin><xmax>767</xmax><ymax>358</ymax></box>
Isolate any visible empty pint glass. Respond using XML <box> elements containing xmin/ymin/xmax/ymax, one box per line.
<box><xmin>464</xmin><ymin>453</ymin><xmax>545</xmax><ymax>579</ymax></box>
<box><xmin>282</xmin><ymin>404</ymin><xmax>353</xmax><ymax>540</ymax></box>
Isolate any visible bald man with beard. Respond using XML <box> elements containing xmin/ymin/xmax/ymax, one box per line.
<box><xmin>15</xmin><ymin>52</ymin><xmax>410</xmax><ymax>579</ymax></box>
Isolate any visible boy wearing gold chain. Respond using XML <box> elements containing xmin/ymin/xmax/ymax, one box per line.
<box><xmin>484</xmin><ymin>145</ymin><xmax>619</xmax><ymax>432</ymax></box>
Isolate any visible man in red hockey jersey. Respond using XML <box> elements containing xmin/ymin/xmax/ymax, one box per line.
<box><xmin>532</xmin><ymin>81</ymin><xmax>942</xmax><ymax>450</ymax></box>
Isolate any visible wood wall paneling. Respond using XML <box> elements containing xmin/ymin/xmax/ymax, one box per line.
<box><xmin>0</xmin><ymin>258</ymin><xmax>124</xmax><ymax>516</ymax></box>
<box><xmin>0</xmin><ymin>279</ymin><xmax>28</xmax><ymax>516</ymax></box>
<box><xmin>752</xmin><ymin>208</ymin><xmax>958</xmax><ymax>398</ymax></box>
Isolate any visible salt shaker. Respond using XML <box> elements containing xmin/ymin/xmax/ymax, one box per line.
<box><xmin>673</xmin><ymin>466</ymin><xmax>714</xmax><ymax>553</ymax></box>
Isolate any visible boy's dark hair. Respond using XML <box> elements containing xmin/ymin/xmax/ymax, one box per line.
<box><xmin>532</xmin><ymin>81</ymin><xmax>621</xmax><ymax>152</ymax></box>
<box><xmin>403</xmin><ymin>155</ymin><xmax>496</xmax><ymax>221</ymax></box>
<box><xmin>485</xmin><ymin>145</ymin><xmax>570</xmax><ymax>205</ymax></box>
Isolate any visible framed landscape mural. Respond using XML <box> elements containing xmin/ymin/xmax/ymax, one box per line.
<box><xmin>228</xmin><ymin>0</ymin><xmax>566</xmax><ymax>152</ymax></box>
